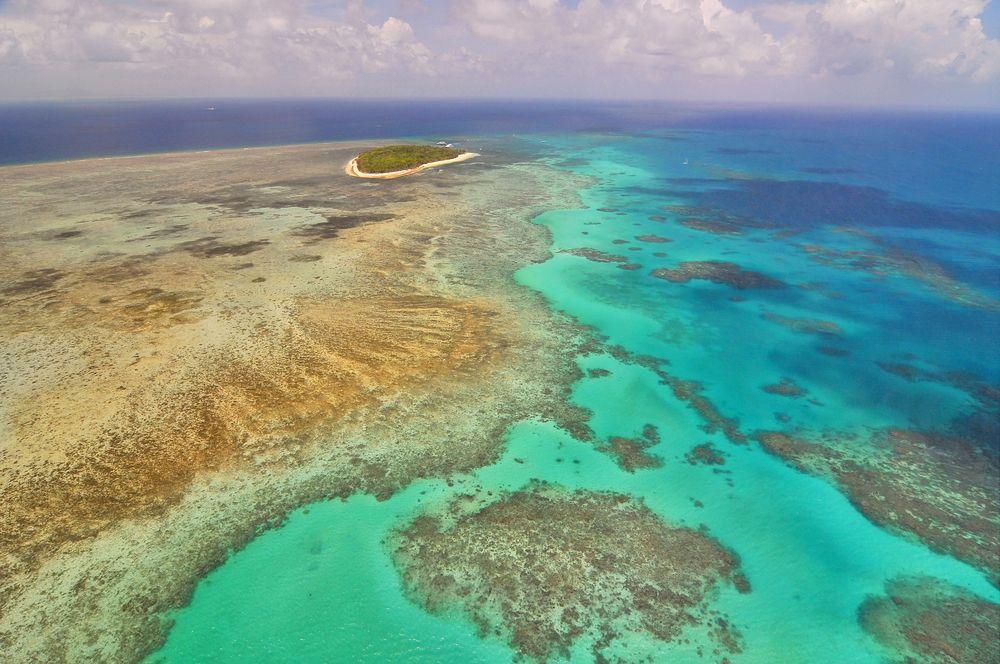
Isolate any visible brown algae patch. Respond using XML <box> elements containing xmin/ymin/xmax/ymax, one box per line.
<box><xmin>392</xmin><ymin>482</ymin><xmax>749</xmax><ymax>662</ymax></box>
<box><xmin>651</xmin><ymin>261</ymin><xmax>784</xmax><ymax>290</ymax></box>
<box><xmin>756</xmin><ymin>429</ymin><xmax>999</xmax><ymax>583</ymax></box>
<box><xmin>859</xmin><ymin>576</ymin><xmax>999</xmax><ymax>663</ymax></box>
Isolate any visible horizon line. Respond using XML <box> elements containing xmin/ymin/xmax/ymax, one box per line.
<box><xmin>0</xmin><ymin>95</ymin><xmax>999</xmax><ymax>115</ymax></box>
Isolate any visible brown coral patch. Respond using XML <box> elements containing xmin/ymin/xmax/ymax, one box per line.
<box><xmin>392</xmin><ymin>483</ymin><xmax>748</xmax><ymax>662</ymax></box>
<box><xmin>651</xmin><ymin>261</ymin><xmax>784</xmax><ymax>290</ymax></box>
<box><xmin>859</xmin><ymin>576</ymin><xmax>999</xmax><ymax>663</ymax></box>
<box><xmin>686</xmin><ymin>443</ymin><xmax>727</xmax><ymax>466</ymax></box>
<box><xmin>761</xmin><ymin>311</ymin><xmax>843</xmax><ymax>336</ymax></box>
<box><xmin>562</xmin><ymin>248</ymin><xmax>628</xmax><ymax>263</ymax></box>
<box><xmin>678</xmin><ymin>218</ymin><xmax>743</xmax><ymax>235</ymax></box>
<box><xmin>635</xmin><ymin>234</ymin><xmax>671</xmax><ymax>243</ymax></box>
<box><xmin>762</xmin><ymin>378</ymin><xmax>807</xmax><ymax>398</ymax></box>
<box><xmin>600</xmin><ymin>424</ymin><xmax>662</xmax><ymax>472</ymax></box>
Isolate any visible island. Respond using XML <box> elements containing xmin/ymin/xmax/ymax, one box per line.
<box><xmin>346</xmin><ymin>144</ymin><xmax>479</xmax><ymax>179</ymax></box>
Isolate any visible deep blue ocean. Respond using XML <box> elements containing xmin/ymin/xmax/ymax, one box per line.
<box><xmin>3</xmin><ymin>100</ymin><xmax>998</xmax><ymax>662</ymax></box>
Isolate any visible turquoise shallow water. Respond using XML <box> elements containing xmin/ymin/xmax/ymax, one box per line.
<box><xmin>152</xmin><ymin>116</ymin><xmax>1000</xmax><ymax>662</ymax></box>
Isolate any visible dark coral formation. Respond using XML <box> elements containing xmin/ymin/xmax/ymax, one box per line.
<box><xmin>173</xmin><ymin>236</ymin><xmax>271</xmax><ymax>258</ymax></box>
<box><xmin>859</xmin><ymin>576</ymin><xmax>999</xmax><ymax>663</ymax></box>
<box><xmin>651</xmin><ymin>261</ymin><xmax>784</xmax><ymax>290</ymax></box>
<box><xmin>1</xmin><ymin>268</ymin><xmax>66</xmax><ymax>298</ymax></box>
<box><xmin>293</xmin><ymin>213</ymin><xmax>395</xmax><ymax>244</ymax></box>
<box><xmin>798</xmin><ymin>236</ymin><xmax>999</xmax><ymax>311</ymax></box>
<box><xmin>635</xmin><ymin>234</ymin><xmax>671</xmax><ymax>243</ymax></box>
<box><xmin>685</xmin><ymin>443</ymin><xmax>727</xmax><ymax>466</ymax></box>
<box><xmin>876</xmin><ymin>362</ymin><xmax>999</xmax><ymax>413</ymax></box>
<box><xmin>761</xmin><ymin>378</ymin><xmax>807</xmax><ymax>398</ymax></box>
<box><xmin>668</xmin><ymin>179</ymin><xmax>1000</xmax><ymax>232</ymax></box>
<box><xmin>392</xmin><ymin>483</ymin><xmax>749</xmax><ymax>662</ymax></box>
<box><xmin>678</xmin><ymin>218</ymin><xmax>743</xmax><ymax>235</ymax></box>
<box><xmin>617</xmin><ymin>263</ymin><xmax>643</xmax><ymax>271</ymax></box>
<box><xmin>600</xmin><ymin>424</ymin><xmax>662</xmax><ymax>472</ymax></box>
<box><xmin>663</xmin><ymin>182</ymin><xmax>999</xmax><ymax>306</ymax></box>
<box><xmin>562</xmin><ymin>248</ymin><xmax>628</xmax><ymax>263</ymax></box>
<box><xmin>761</xmin><ymin>311</ymin><xmax>843</xmax><ymax>336</ymax></box>
<box><xmin>756</xmin><ymin>429</ymin><xmax>999</xmax><ymax>583</ymax></box>
<box><xmin>876</xmin><ymin>361</ymin><xmax>1000</xmax><ymax>446</ymax></box>
<box><xmin>817</xmin><ymin>345</ymin><xmax>849</xmax><ymax>357</ymax></box>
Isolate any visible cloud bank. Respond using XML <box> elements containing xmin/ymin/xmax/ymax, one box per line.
<box><xmin>0</xmin><ymin>0</ymin><xmax>997</xmax><ymax>106</ymax></box>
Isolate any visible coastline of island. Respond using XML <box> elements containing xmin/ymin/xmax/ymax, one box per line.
<box><xmin>345</xmin><ymin>151</ymin><xmax>480</xmax><ymax>179</ymax></box>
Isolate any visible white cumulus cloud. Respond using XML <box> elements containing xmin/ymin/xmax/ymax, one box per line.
<box><xmin>0</xmin><ymin>0</ymin><xmax>996</xmax><ymax>103</ymax></box>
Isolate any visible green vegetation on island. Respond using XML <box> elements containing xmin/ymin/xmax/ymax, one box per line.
<box><xmin>355</xmin><ymin>144</ymin><xmax>463</xmax><ymax>174</ymax></box>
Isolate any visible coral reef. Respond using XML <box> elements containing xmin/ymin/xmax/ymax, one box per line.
<box><xmin>651</xmin><ymin>261</ymin><xmax>784</xmax><ymax>290</ymax></box>
<box><xmin>761</xmin><ymin>378</ymin><xmax>807</xmax><ymax>398</ymax></box>
<box><xmin>859</xmin><ymin>576</ymin><xmax>999</xmax><ymax>663</ymax></box>
<box><xmin>599</xmin><ymin>424</ymin><xmax>663</xmax><ymax>472</ymax></box>
<box><xmin>756</xmin><ymin>429</ymin><xmax>999</xmax><ymax>584</ymax></box>
<box><xmin>392</xmin><ymin>483</ymin><xmax>749</xmax><ymax>662</ymax></box>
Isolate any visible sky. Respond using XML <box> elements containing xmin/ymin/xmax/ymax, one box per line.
<box><xmin>0</xmin><ymin>0</ymin><xmax>998</xmax><ymax>107</ymax></box>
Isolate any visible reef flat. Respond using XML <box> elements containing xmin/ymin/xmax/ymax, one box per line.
<box><xmin>0</xmin><ymin>142</ymin><xmax>590</xmax><ymax>661</ymax></box>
